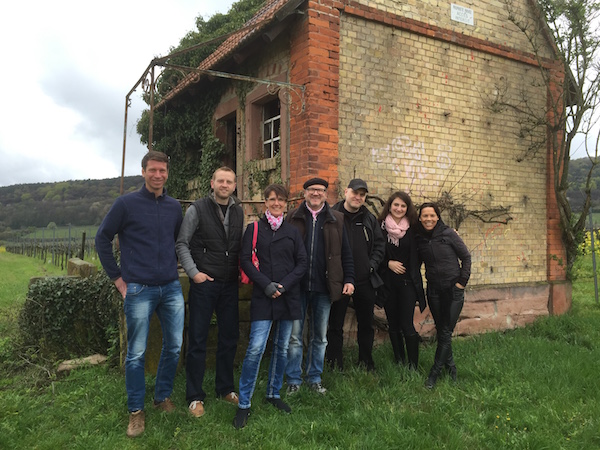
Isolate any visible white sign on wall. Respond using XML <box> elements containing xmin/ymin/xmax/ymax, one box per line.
<box><xmin>451</xmin><ymin>4</ymin><xmax>474</xmax><ymax>26</ymax></box>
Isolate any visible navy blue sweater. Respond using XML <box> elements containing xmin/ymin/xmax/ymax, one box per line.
<box><xmin>95</xmin><ymin>185</ymin><xmax>183</xmax><ymax>286</ymax></box>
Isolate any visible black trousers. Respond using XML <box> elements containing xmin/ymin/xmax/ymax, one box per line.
<box><xmin>384</xmin><ymin>278</ymin><xmax>419</xmax><ymax>338</ymax></box>
<box><xmin>427</xmin><ymin>285</ymin><xmax>464</xmax><ymax>373</ymax></box>
<box><xmin>327</xmin><ymin>281</ymin><xmax>376</xmax><ymax>369</ymax></box>
<box><xmin>186</xmin><ymin>280</ymin><xmax>239</xmax><ymax>403</ymax></box>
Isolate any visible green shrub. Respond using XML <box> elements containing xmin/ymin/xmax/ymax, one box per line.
<box><xmin>18</xmin><ymin>273</ymin><xmax>121</xmax><ymax>361</ymax></box>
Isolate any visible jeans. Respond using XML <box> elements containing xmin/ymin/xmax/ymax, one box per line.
<box><xmin>286</xmin><ymin>291</ymin><xmax>331</xmax><ymax>385</ymax></box>
<box><xmin>186</xmin><ymin>280</ymin><xmax>239</xmax><ymax>403</ymax></box>
<box><xmin>123</xmin><ymin>279</ymin><xmax>185</xmax><ymax>412</ymax></box>
<box><xmin>327</xmin><ymin>281</ymin><xmax>376</xmax><ymax>369</ymax></box>
<box><xmin>238</xmin><ymin>320</ymin><xmax>293</xmax><ymax>409</ymax></box>
<box><xmin>427</xmin><ymin>285</ymin><xmax>464</xmax><ymax>373</ymax></box>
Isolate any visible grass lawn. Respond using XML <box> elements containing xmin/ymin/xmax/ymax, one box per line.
<box><xmin>0</xmin><ymin>250</ymin><xmax>65</xmax><ymax>311</ymax></box>
<box><xmin>1</xmin><ymin>252</ymin><xmax>600</xmax><ymax>448</ymax></box>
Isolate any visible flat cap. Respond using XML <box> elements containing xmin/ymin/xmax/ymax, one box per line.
<box><xmin>303</xmin><ymin>177</ymin><xmax>329</xmax><ymax>189</ymax></box>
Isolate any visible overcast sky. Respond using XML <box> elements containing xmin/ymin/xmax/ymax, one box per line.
<box><xmin>1</xmin><ymin>1</ymin><xmax>593</xmax><ymax>188</ymax></box>
<box><xmin>0</xmin><ymin>0</ymin><xmax>237</xmax><ymax>187</ymax></box>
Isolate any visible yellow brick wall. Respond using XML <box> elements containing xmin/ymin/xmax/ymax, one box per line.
<box><xmin>338</xmin><ymin>15</ymin><xmax>548</xmax><ymax>287</ymax></box>
<box><xmin>351</xmin><ymin>0</ymin><xmax>554</xmax><ymax>59</ymax></box>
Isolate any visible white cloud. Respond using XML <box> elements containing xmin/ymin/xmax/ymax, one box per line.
<box><xmin>0</xmin><ymin>0</ymin><xmax>237</xmax><ymax>186</ymax></box>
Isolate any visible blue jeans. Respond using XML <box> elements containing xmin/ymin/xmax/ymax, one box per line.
<box><xmin>238</xmin><ymin>320</ymin><xmax>293</xmax><ymax>409</ymax></box>
<box><xmin>286</xmin><ymin>292</ymin><xmax>331</xmax><ymax>385</ymax></box>
<box><xmin>186</xmin><ymin>280</ymin><xmax>239</xmax><ymax>403</ymax></box>
<box><xmin>123</xmin><ymin>279</ymin><xmax>185</xmax><ymax>412</ymax></box>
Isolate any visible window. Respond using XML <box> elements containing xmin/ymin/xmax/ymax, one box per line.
<box><xmin>263</xmin><ymin>99</ymin><xmax>280</xmax><ymax>159</ymax></box>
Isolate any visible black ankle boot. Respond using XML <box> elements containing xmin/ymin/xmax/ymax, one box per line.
<box><xmin>445</xmin><ymin>350</ymin><xmax>457</xmax><ymax>382</ymax></box>
<box><xmin>425</xmin><ymin>367</ymin><xmax>439</xmax><ymax>389</ymax></box>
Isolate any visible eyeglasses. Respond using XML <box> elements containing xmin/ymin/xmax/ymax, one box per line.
<box><xmin>306</xmin><ymin>187</ymin><xmax>327</xmax><ymax>194</ymax></box>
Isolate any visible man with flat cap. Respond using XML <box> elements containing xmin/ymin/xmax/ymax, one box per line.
<box><xmin>327</xmin><ymin>179</ymin><xmax>385</xmax><ymax>371</ymax></box>
<box><xmin>285</xmin><ymin>177</ymin><xmax>355</xmax><ymax>395</ymax></box>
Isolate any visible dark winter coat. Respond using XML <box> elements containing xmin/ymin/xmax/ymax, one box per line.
<box><xmin>331</xmin><ymin>201</ymin><xmax>385</xmax><ymax>285</ymax></box>
<box><xmin>240</xmin><ymin>217</ymin><xmax>308</xmax><ymax>321</ymax></box>
<box><xmin>415</xmin><ymin>221</ymin><xmax>471</xmax><ymax>289</ymax></box>
<box><xmin>379</xmin><ymin>226</ymin><xmax>426</xmax><ymax>311</ymax></box>
<box><xmin>287</xmin><ymin>202</ymin><xmax>354</xmax><ymax>302</ymax></box>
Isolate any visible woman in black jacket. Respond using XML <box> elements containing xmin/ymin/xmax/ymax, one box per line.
<box><xmin>415</xmin><ymin>202</ymin><xmax>471</xmax><ymax>389</ymax></box>
<box><xmin>378</xmin><ymin>191</ymin><xmax>426</xmax><ymax>370</ymax></box>
<box><xmin>234</xmin><ymin>184</ymin><xmax>308</xmax><ymax>429</ymax></box>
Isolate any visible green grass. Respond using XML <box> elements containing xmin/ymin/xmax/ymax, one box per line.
<box><xmin>2</xmin><ymin>253</ymin><xmax>600</xmax><ymax>448</ymax></box>
<box><xmin>0</xmin><ymin>251</ymin><xmax>65</xmax><ymax>310</ymax></box>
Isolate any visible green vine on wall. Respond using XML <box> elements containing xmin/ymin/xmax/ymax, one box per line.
<box><xmin>137</xmin><ymin>80</ymin><xmax>227</xmax><ymax>200</ymax></box>
<box><xmin>244</xmin><ymin>152</ymin><xmax>282</xmax><ymax>199</ymax></box>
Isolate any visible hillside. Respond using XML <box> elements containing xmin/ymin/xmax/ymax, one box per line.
<box><xmin>0</xmin><ymin>157</ymin><xmax>597</xmax><ymax>235</ymax></box>
<box><xmin>566</xmin><ymin>157</ymin><xmax>600</xmax><ymax>212</ymax></box>
<box><xmin>0</xmin><ymin>176</ymin><xmax>144</xmax><ymax>234</ymax></box>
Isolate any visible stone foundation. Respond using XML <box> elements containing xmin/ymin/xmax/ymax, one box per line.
<box><xmin>341</xmin><ymin>282</ymin><xmax>572</xmax><ymax>346</ymax></box>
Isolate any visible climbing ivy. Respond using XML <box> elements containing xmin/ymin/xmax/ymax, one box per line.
<box><xmin>136</xmin><ymin>0</ymin><xmax>265</xmax><ymax>200</ymax></box>
<box><xmin>137</xmin><ymin>81</ymin><xmax>226</xmax><ymax>199</ymax></box>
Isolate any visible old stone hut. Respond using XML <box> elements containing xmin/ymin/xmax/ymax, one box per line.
<box><xmin>156</xmin><ymin>0</ymin><xmax>571</xmax><ymax>337</ymax></box>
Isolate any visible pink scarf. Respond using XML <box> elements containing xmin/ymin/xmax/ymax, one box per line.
<box><xmin>308</xmin><ymin>204</ymin><xmax>325</xmax><ymax>221</ymax></box>
<box><xmin>384</xmin><ymin>214</ymin><xmax>409</xmax><ymax>246</ymax></box>
<box><xmin>265</xmin><ymin>209</ymin><xmax>284</xmax><ymax>231</ymax></box>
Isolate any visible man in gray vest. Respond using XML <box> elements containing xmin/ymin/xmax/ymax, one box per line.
<box><xmin>176</xmin><ymin>167</ymin><xmax>243</xmax><ymax>418</ymax></box>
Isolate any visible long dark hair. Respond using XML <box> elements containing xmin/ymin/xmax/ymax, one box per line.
<box><xmin>378</xmin><ymin>191</ymin><xmax>418</xmax><ymax>226</ymax></box>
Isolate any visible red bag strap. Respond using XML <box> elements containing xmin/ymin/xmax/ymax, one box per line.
<box><xmin>251</xmin><ymin>221</ymin><xmax>258</xmax><ymax>251</ymax></box>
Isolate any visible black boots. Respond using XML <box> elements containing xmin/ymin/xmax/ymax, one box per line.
<box><xmin>425</xmin><ymin>340</ymin><xmax>456</xmax><ymax>389</ymax></box>
<box><xmin>445</xmin><ymin>350</ymin><xmax>457</xmax><ymax>382</ymax></box>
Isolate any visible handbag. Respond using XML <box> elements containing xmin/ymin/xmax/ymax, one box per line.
<box><xmin>240</xmin><ymin>222</ymin><xmax>259</xmax><ymax>284</ymax></box>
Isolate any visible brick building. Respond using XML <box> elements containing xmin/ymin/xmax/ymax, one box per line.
<box><xmin>159</xmin><ymin>0</ymin><xmax>571</xmax><ymax>336</ymax></box>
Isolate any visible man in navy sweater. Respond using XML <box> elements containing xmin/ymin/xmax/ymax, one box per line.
<box><xmin>95</xmin><ymin>151</ymin><xmax>184</xmax><ymax>438</ymax></box>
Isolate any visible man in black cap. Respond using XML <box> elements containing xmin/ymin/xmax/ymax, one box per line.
<box><xmin>285</xmin><ymin>177</ymin><xmax>355</xmax><ymax>394</ymax></box>
<box><xmin>327</xmin><ymin>179</ymin><xmax>385</xmax><ymax>371</ymax></box>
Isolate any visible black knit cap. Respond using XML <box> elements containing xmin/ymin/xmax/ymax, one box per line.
<box><xmin>303</xmin><ymin>177</ymin><xmax>329</xmax><ymax>189</ymax></box>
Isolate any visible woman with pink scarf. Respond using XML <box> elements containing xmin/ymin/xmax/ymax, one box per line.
<box><xmin>377</xmin><ymin>191</ymin><xmax>426</xmax><ymax>369</ymax></box>
<box><xmin>234</xmin><ymin>184</ymin><xmax>307</xmax><ymax>429</ymax></box>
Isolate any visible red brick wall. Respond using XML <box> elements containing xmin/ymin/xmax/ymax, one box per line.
<box><xmin>289</xmin><ymin>0</ymin><xmax>341</xmax><ymax>200</ymax></box>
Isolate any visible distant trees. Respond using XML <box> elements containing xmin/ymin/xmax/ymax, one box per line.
<box><xmin>0</xmin><ymin>176</ymin><xmax>143</xmax><ymax>231</ymax></box>
<box><xmin>495</xmin><ymin>0</ymin><xmax>600</xmax><ymax>269</ymax></box>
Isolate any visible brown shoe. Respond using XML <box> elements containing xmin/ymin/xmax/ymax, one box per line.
<box><xmin>126</xmin><ymin>410</ymin><xmax>145</xmax><ymax>438</ymax></box>
<box><xmin>153</xmin><ymin>397</ymin><xmax>176</xmax><ymax>413</ymax></box>
<box><xmin>189</xmin><ymin>400</ymin><xmax>205</xmax><ymax>417</ymax></box>
<box><xmin>220</xmin><ymin>392</ymin><xmax>239</xmax><ymax>405</ymax></box>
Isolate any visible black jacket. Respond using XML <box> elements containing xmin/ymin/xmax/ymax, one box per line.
<box><xmin>240</xmin><ymin>217</ymin><xmax>308</xmax><ymax>321</ymax></box>
<box><xmin>379</xmin><ymin>226</ymin><xmax>426</xmax><ymax>311</ymax></box>
<box><xmin>332</xmin><ymin>201</ymin><xmax>385</xmax><ymax>285</ymax></box>
<box><xmin>287</xmin><ymin>202</ymin><xmax>354</xmax><ymax>301</ymax></box>
<box><xmin>415</xmin><ymin>221</ymin><xmax>471</xmax><ymax>289</ymax></box>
